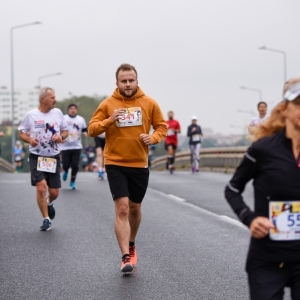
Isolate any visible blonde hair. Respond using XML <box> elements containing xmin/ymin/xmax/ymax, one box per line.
<box><xmin>253</xmin><ymin>77</ymin><xmax>300</xmax><ymax>141</ymax></box>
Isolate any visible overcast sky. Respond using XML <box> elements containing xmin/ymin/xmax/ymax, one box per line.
<box><xmin>1</xmin><ymin>0</ymin><xmax>299</xmax><ymax>134</ymax></box>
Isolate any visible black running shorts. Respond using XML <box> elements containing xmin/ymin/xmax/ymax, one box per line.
<box><xmin>106</xmin><ymin>165</ymin><xmax>149</xmax><ymax>203</ymax></box>
<box><xmin>246</xmin><ymin>257</ymin><xmax>300</xmax><ymax>300</ymax></box>
<box><xmin>94</xmin><ymin>137</ymin><xmax>106</xmax><ymax>150</ymax></box>
<box><xmin>165</xmin><ymin>143</ymin><xmax>177</xmax><ymax>151</ymax></box>
<box><xmin>29</xmin><ymin>153</ymin><xmax>61</xmax><ymax>188</ymax></box>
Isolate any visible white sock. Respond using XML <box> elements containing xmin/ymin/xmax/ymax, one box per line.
<box><xmin>47</xmin><ymin>202</ymin><xmax>53</xmax><ymax>206</ymax></box>
<box><xmin>44</xmin><ymin>217</ymin><xmax>50</xmax><ymax>221</ymax></box>
<box><xmin>98</xmin><ymin>167</ymin><xmax>103</xmax><ymax>172</ymax></box>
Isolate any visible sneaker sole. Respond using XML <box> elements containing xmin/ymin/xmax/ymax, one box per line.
<box><xmin>121</xmin><ymin>264</ymin><xmax>133</xmax><ymax>273</ymax></box>
<box><xmin>40</xmin><ymin>227</ymin><xmax>51</xmax><ymax>231</ymax></box>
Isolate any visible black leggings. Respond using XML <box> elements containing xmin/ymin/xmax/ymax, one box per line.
<box><xmin>246</xmin><ymin>257</ymin><xmax>300</xmax><ymax>300</ymax></box>
<box><xmin>62</xmin><ymin>149</ymin><xmax>81</xmax><ymax>182</ymax></box>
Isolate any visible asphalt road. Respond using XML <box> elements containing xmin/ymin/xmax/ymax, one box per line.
<box><xmin>0</xmin><ymin>171</ymin><xmax>291</xmax><ymax>300</ymax></box>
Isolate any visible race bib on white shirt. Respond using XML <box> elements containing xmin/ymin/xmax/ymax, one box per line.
<box><xmin>37</xmin><ymin>157</ymin><xmax>57</xmax><ymax>173</ymax></box>
<box><xmin>269</xmin><ymin>201</ymin><xmax>300</xmax><ymax>240</ymax></box>
<box><xmin>115</xmin><ymin>107</ymin><xmax>142</xmax><ymax>127</ymax></box>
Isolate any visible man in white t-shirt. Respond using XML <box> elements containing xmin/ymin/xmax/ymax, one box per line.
<box><xmin>18</xmin><ymin>87</ymin><xmax>69</xmax><ymax>231</ymax></box>
<box><xmin>248</xmin><ymin>101</ymin><xmax>268</xmax><ymax>135</ymax></box>
<box><xmin>61</xmin><ymin>103</ymin><xmax>87</xmax><ymax>189</ymax></box>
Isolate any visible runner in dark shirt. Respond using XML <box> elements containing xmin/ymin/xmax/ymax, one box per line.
<box><xmin>225</xmin><ymin>78</ymin><xmax>300</xmax><ymax>300</ymax></box>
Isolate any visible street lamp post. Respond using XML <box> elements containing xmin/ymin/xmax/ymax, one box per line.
<box><xmin>258</xmin><ymin>45</ymin><xmax>287</xmax><ymax>83</ymax></box>
<box><xmin>38</xmin><ymin>72</ymin><xmax>62</xmax><ymax>88</ymax></box>
<box><xmin>10</xmin><ymin>21</ymin><xmax>41</xmax><ymax>164</ymax></box>
<box><xmin>239</xmin><ymin>86</ymin><xmax>263</xmax><ymax>102</ymax></box>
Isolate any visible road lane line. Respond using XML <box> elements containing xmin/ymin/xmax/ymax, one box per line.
<box><xmin>148</xmin><ymin>187</ymin><xmax>247</xmax><ymax>230</ymax></box>
<box><xmin>167</xmin><ymin>194</ymin><xmax>186</xmax><ymax>202</ymax></box>
<box><xmin>220</xmin><ymin>215</ymin><xmax>246</xmax><ymax>228</ymax></box>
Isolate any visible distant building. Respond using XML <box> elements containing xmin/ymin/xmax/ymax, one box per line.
<box><xmin>0</xmin><ymin>87</ymin><xmax>63</xmax><ymax>125</ymax></box>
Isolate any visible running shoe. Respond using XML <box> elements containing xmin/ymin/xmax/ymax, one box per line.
<box><xmin>121</xmin><ymin>254</ymin><xmax>133</xmax><ymax>273</ymax></box>
<box><xmin>48</xmin><ymin>203</ymin><xmax>55</xmax><ymax>220</ymax></box>
<box><xmin>169</xmin><ymin>165</ymin><xmax>174</xmax><ymax>174</ymax></box>
<box><xmin>191</xmin><ymin>167</ymin><xmax>195</xmax><ymax>173</ymax></box>
<box><xmin>70</xmin><ymin>182</ymin><xmax>76</xmax><ymax>190</ymax></box>
<box><xmin>98</xmin><ymin>171</ymin><xmax>104</xmax><ymax>180</ymax></box>
<box><xmin>62</xmin><ymin>171</ymin><xmax>68</xmax><ymax>181</ymax></box>
<box><xmin>40</xmin><ymin>219</ymin><xmax>51</xmax><ymax>231</ymax></box>
<box><xmin>129</xmin><ymin>244</ymin><xmax>137</xmax><ymax>266</ymax></box>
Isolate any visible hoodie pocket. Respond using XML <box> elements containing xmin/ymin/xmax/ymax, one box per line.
<box><xmin>110</xmin><ymin>137</ymin><xmax>147</xmax><ymax>162</ymax></box>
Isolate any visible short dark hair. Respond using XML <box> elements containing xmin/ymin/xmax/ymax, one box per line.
<box><xmin>115</xmin><ymin>64</ymin><xmax>137</xmax><ymax>80</ymax></box>
<box><xmin>68</xmin><ymin>103</ymin><xmax>77</xmax><ymax>109</ymax></box>
<box><xmin>257</xmin><ymin>101</ymin><xmax>267</xmax><ymax>108</ymax></box>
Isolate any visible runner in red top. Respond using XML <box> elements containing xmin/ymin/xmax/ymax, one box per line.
<box><xmin>165</xmin><ymin>111</ymin><xmax>181</xmax><ymax>173</ymax></box>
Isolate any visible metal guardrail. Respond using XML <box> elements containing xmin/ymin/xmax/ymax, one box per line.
<box><xmin>151</xmin><ymin>146</ymin><xmax>248</xmax><ymax>173</ymax></box>
<box><xmin>0</xmin><ymin>157</ymin><xmax>15</xmax><ymax>173</ymax></box>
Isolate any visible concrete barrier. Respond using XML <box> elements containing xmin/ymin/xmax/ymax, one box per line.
<box><xmin>151</xmin><ymin>146</ymin><xmax>248</xmax><ymax>173</ymax></box>
<box><xmin>0</xmin><ymin>158</ymin><xmax>14</xmax><ymax>173</ymax></box>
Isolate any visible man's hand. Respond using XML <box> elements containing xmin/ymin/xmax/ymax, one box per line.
<box><xmin>250</xmin><ymin>216</ymin><xmax>275</xmax><ymax>239</ymax></box>
<box><xmin>52</xmin><ymin>134</ymin><xmax>63</xmax><ymax>143</ymax></box>
<box><xmin>140</xmin><ymin>134</ymin><xmax>152</xmax><ymax>145</ymax></box>
<box><xmin>110</xmin><ymin>109</ymin><xmax>126</xmax><ymax>123</ymax></box>
<box><xmin>30</xmin><ymin>138</ymin><xmax>39</xmax><ymax>147</ymax></box>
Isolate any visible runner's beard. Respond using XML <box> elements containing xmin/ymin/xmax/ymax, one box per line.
<box><xmin>119</xmin><ymin>87</ymin><xmax>137</xmax><ymax>98</ymax></box>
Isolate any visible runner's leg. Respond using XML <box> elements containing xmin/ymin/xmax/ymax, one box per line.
<box><xmin>70</xmin><ymin>149</ymin><xmax>81</xmax><ymax>183</ymax></box>
<box><xmin>129</xmin><ymin>201</ymin><xmax>142</xmax><ymax>242</ymax></box>
<box><xmin>62</xmin><ymin>150</ymin><xmax>71</xmax><ymax>173</ymax></box>
<box><xmin>195</xmin><ymin>143</ymin><xmax>201</xmax><ymax>171</ymax></box>
<box><xmin>36</xmin><ymin>179</ymin><xmax>48</xmax><ymax>218</ymax></box>
<box><xmin>114</xmin><ymin>197</ymin><xmax>131</xmax><ymax>255</ymax></box>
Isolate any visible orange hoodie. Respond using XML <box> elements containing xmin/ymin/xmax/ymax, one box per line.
<box><xmin>88</xmin><ymin>87</ymin><xmax>167</xmax><ymax>168</ymax></box>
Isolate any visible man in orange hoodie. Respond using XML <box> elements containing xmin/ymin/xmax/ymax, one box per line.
<box><xmin>88</xmin><ymin>63</ymin><xmax>167</xmax><ymax>273</ymax></box>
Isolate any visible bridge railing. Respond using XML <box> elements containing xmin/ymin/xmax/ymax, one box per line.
<box><xmin>151</xmin><ymin>146</ymin><xmax>248</xmax><ymax>173</ymax></box>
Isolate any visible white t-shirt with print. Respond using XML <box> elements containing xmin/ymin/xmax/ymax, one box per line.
<box><xmin>249</xmin><ymin>115</ymin><xmax>268</xmax><ymax>127</ymax></box>
<box><xmin>18</xmin><ymin>108</ymin><xmax>68</xmax><ymax>156</ymax></box>
<box><xmin>61</xmin><ymin>114</ymin><xmax>87</xmax><ymax>150</ymax></box>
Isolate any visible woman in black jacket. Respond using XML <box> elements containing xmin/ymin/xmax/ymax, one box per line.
<box><xmin>225</xmin><ymin>78</ymin><xmax>300</xmax><ymax>300</ymax></box>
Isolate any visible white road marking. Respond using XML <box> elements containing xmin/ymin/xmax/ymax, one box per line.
<box><xmin>220</xmin><ymin>215</ymin><xmax>246</xmax><ymax>228</ymax></box>
<box><xmin>167</xmin><ymin>194</ymin><xmax>186</xmax><ymax>202</ymax></box>
<box><xmin>148</xmin><ymin>187</ymin><xmax>247</xmax><ymax>230</ymax></box>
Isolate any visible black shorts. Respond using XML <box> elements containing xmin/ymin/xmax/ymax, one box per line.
<box><xmin>246</xmin><ymin>257</ymin><xmax>300</xmax><ymax>300</ymax></box>
<box><xmin>29</xmin><ymin>153</ymin><xmax>61</xmax><ymax>188</ymax></box>
<box><xmin>165</xmin><ymin>143</ymin><xmax>177</xmax><ymax>151</ymax></box>
<box><xmin>106</xmin><ymin>165</ymin><xmax>149</xmax><ymax>203</ymax></box>
<box><xmin>94</xmin><ymin>137</ymin><xmax>106</xmax><ymax>150</ymax></box>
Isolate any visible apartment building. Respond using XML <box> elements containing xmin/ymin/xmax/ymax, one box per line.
<box><xmin>0</xmin><ymin>87</ymin><xmax>63</xmax><ymax>125</ymax></box>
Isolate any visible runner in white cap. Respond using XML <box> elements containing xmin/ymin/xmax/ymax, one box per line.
<box><xmin>225</xmin><ymin>78</ymin><xmax>300</xmax><ymax>299</ymax></box>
